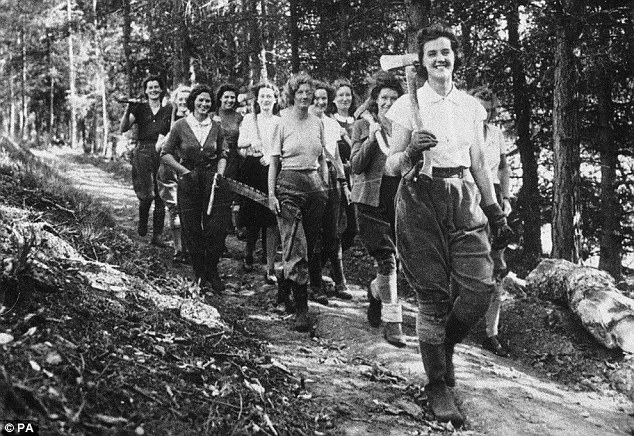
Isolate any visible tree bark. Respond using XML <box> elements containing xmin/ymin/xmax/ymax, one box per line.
<box><xmin>9</xmin><ymin>49</ymin><xmax>16</xmax><ymax>140</ymax></box>
<box><xmin>289</xmin><ymin>0</ymin><xmax>300</xmax><ymax>73</ymax></box>
<box><xmin>122</xmin><ymin>0</ymin><xmax>133</xmax><ymax>95</ymax></box>
<box><xmin>67</xmin><ymin>0</ymin><xmax>77</xmax><ymax>149</ymax></box>
<box><xmin>596</xmin><ymin>27</ymin><xmax>622</xmax><ymax>280</ymax></box>
<box><xmin>20</xmin><ymin>29</ymin><xmax>26</xmax><ymax>140</ymax></box>
<box><xmin>404</xmin><ymin>0</ymin><xmax>431</xmax><ymax>51</ymax></box>
<box><xmin>507</xmin><ymin>2</ymin><xmax>542</xmax><ymax>259</ymax></box>
<box><xmin>552</xmin><ymin>0</ymin><xmax>582</xmax><ymax>262</ymax></box>
<box><xmin>526</xmin><ymin>259</ymin><xmax>634</xmax><ymax>353</ymax></box>
<box><xmin>171</xmin><ymin>2</ymin><xmax>190</xmax><ymax>86</ymax></box>
<box><xmin>248</xmin><ymin>0</ymin><xmax>262</xmax><ymax>84</ymax></box>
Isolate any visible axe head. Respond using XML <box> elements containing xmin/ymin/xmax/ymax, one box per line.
<box><xmin>380</xmin><ymin>53</ymin><xmax>419</xmax><ymax>71</ymax></box>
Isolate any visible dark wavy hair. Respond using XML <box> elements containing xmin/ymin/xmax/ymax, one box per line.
<box><xmin>142</xmin><ymin>75</ymin><xmax>165</xmax><ymax>99</ymax></box>
<box><xmin>416</xmin><ymin>24</ymin><xmax>463</xmax><ymax>80</ymax></box>
<box><xmin>251</xmin><ymin>81</ymin><xmax>280</xmax><ymax>115</ymax></box>
<box><xmin>367</xmin><ymin>71</ymin><xmax>404</xmax><ymax>115</ymax></box>
<box><xmin>312</xmin><ymin>80</ymin><xmax>334</xmax><ymax>113</ymax></box>
<box><xmin>283</xmin><ymin>73</ymin><xmax>314</xmax><ymax>106</ymax></box>
<box><xmin>215</xmin><ymin>83</ymin><xmax>239</xmax><ymax>112</ymax></box>
<box><xmin>330</xmin><ymin>78</ymin><xmax>357</xmax><ymax>115</ymax></box>
<box><xmin>186</xmin><ymin>85</ymin><xmax>214</xmax><ymax>113</ymax></box>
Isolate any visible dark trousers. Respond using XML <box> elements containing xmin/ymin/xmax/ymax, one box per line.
<box><xmin>276</xmin><ymin>169</ymin><xmax>327</xmax><ymax>285</ymax></box>
<box><xmin>355</xmin><ymin>175</ymin><xmax>399</xmax><ymax>275</ymax></box>
<box><xmin>131</xmin><ymin>143</ymin><xmax>165</xmax><ymax>234</ymax></box>
<box><xmin>395</xmin><ymin>172</ymin><xmax>494</xmax><ymax>344</ymax></box>
<box><xmin>178</xmin><ymin>166</ymin><xmax>228</xmax><ymax>279</ymax></box>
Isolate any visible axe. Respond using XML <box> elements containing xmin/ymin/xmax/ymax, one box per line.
<box><xmin>206</xmin><ymin>172</ymin><xmax>219</xmax><ymax>215</ymax></box>
<box><xmin>380</xmin><ymin>54</ymin><xmax>433</xmax><ymax>180</ymax></box>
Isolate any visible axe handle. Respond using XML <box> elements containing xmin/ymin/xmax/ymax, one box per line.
<box><xmin>206</xmin><ymin>173</ymin><xmax>219</xmax><ymax>216</ymax></box>
<box><xmin>404</xmin><ymin>66</ymin><xmax>432</xmax><ymax>181</ymax></box>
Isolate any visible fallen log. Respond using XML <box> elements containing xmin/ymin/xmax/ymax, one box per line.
<box><xmin>526</xmin><ymin>258</ymin><xmax>634</xmax><ymax>353</ymax></box>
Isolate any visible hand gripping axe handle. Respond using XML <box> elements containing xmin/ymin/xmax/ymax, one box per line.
<box><xmin>379</xmin><ymin>54</ymin><xmax>432</xmax><ymax>180</ymax></box>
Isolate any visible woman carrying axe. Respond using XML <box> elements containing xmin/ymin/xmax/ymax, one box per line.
<box><xmin>350</xmin><ymin>71</ymin><xmax>405</xmax><ymax>348</ymax></box>
<box><xmin>384</xmin><ymin>25</ymin><xmax>513</xmax><ymax>427</ymax></box>
<box><xmin>161</xmin><ymin>85</ymin><xmax>229</xmax><ymax>293</ymax></box>
<box><xmin>268</xmin><ymin>73</ymin><xmax>329</xmax><ymax>332</ymax></box>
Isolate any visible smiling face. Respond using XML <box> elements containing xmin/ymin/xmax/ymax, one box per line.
<box><xmin>144</xmin><ymin>80</ymin><xmax>162</xmax><ymax>101</ymax></box>
<box><xmin>294</xmin><ymin>84</ymin><xmax>313</xmax><ymax>109</ymax></box>
<box><xmin>312</xmin><ymin>88</ymin><xmax>329</xmax><ymax>116</ymax></box>
<box><xmin>193</xmin><ymin>92</ymin><xmax>212</xmax><ymax>118</ymax></box>
<box><xmin>177</xmin><ymin>91</ymin><xmax>190</xmax><ymax>113</ymax></box>
<box><xmin>257</xmin><ymin>87</ymin><xmax>276</xmax><ymax>112</ymax></box>
<box><xmin>376</xmin><ymin>87</ymin><xmax>399</xmax><ymax>117</ymax></box>
<box><xmin>422</xmin><ymin>37</ymin><xmax>455</xmax><ymax>82</ymax></box>
<box><xmin>334</xmin><ymin>86</ymin><xmax>352</xmax><ymax>112</ymax></box>
<box><xmin>220</xmin><ymin>91</ymin><xmax>237</xmax><ymax>110</ymax></box>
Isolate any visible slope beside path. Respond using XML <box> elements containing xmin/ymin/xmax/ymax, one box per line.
<box><xmin>34</xmin><ymin>147</ymin><xmax>632</xmax><ymax>435</ymax></box>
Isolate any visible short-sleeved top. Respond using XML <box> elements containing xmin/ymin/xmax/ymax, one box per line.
<box><xmin>483</xmin><ymin>123</ymin><xmax>506</xmax><ymax>184</ymax></box>
<box><xmin>322</xmin><ymin>115</ymin><xmax>342</xmax><ymax>158</ymax></box>
<box><xmin>271</xmin><ymin>113</ymin><xmax>325</xmax><ymax>170</ymax></box>
<box><xmin>131</xmin><ymin>103</ymin><xmax>172</xmax><ymax>144</ymax></box>
<box><xmin>237</xmin><ymin>113</ymin><xmax>280</xmax><ymax>161</ymax></box>
<box><xmin>161</xmin><ymin>115</ymin><xmax>227</xmax><ymax>171</ymax></box>
<box><xmin>386</xmin><ymin>82</ymin><xmax>486</xmax><ymax>168</ymax></box>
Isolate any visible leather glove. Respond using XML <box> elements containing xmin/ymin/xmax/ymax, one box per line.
<box><xmin>405</xmin><ymin>129</ymin><xmax>437</xmax><ymax>163</ymax></box>
<box><xmin>482</xmin><ymin>203</ymin><xmax>514</xmax><ymax>250</ymax></box>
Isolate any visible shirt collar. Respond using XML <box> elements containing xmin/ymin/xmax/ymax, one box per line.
<box><xmin>187</xmin><ymin>113</ymin><xmax>211</xmax><ymax>126</ymax></box>
<box><xmin>419</xmin><ymin>82</ymin><xmax>460</xmax><ymax>105</ymax></box>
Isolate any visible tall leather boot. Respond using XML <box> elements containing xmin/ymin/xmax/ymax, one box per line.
<box><xmin>293</xmin><ymin>282</ymin><xmax>310</xmax><ymax>332</ymax></box>
<box><xmin>151</xmin><ymin>201</ymin><xmax>166</xmax><ymax>246</ymax></box>
<box><xmin>419</xmin><ymin>341</ymin><xmax>464</xmax><ymax>427</ymax></box>
<box><xmin>189</xmin><ymin>252</ymin><xmax>205</xmax><ymax>285</ymax></box>
<box><xmin>138</xmin><ymin>199</ymin><xmax>152</xmax><ymax>237</ymax></box>
<box><xmin>205</xmin><ymin>251</ymin><xmax>225</xmax><ymax>293</ymax></box>
<box><xmin>277</xmin><ymin>278</ymin><xmax>295</xmax><ymax>314</ymax></box>
<box><xmin>444</xmin><ymin>312</ymin><xmax>471</xmax><ymax>388</ymax></box>
<box><xmin>377</xmin><ymin>271</ymin><xmax>405</xmax><ymax>348</ymax></box>
<box><xmin>329</xmin><ymin>248</ymin><xmax>352</xmax><ymax>300</ymax></box>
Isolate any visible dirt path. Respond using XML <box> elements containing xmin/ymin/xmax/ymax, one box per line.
<box><xmin>37</xmin><ymin>148</ymin><xmax>632</xmax><ymax>435</ymax></box>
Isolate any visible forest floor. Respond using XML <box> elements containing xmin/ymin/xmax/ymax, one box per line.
<box><xmin>0</xmin><ymin>141</ymin><xmax>633</xmax><ymax>435</ymax></box>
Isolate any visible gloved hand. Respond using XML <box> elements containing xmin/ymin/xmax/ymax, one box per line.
<box><xmin>482</xmin><ymin>203</ymin><xmax>514</xmax><ymax>250</ymax></box>
<box><xmin>405</xmin><ymin>129</ymin><xmax>437</xmax><ymax>163</ymax></box>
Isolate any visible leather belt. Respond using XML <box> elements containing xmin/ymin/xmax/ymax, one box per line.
<box><xmin>432</xmin><ymin>167</ymin><xmax>465</xmax><ymax>179</ymax></box>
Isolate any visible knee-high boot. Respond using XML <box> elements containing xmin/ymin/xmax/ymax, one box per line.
<box><xmin>277</xmin><ymin>277</ymin><xmax>295</xmax><ymax>314</ymax></box>
<box><xmin>367</xmin><ymin>276</ymin><xmax>382</xmax><ymax>328</ymax></box>
<box><xmin>189</xmin><ymin>251</ymin><xmax>205</xmax><ymax>285</ymax></box>
<box><xmin>419</xmin><ymin>340</ymin><xmax>464</xmax><ymax>427</ymax></box>
<box><xmin>377</xmin><ymin>271</ymin><xmax>405</xmax><ymax>348</ymax></box>
<box><xmin>292</xmin><ymin>282</ymin><xmax>310</xmax><ymax>332</ymax></box>
<box><xmin>138</xmin><ymin>199</ymin><xmax>152</xmax><ymax>236</ymax></box>
<box><xmin>205</xmin><ymin>251</ymin><xmax>224</xmax><ymax>292</ymax></box>
<box><xmin>444</xmin><ymin>312</ymin><xmax>471</xmax><ymax>388</ymax></box>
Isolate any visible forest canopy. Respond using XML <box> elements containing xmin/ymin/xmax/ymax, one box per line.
<box><xmin>0</xmin><ymin>0</ymin><xmax>632</xmax><ymax>279</ymax></box>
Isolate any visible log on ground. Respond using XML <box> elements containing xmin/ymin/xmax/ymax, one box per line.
<box><xmin>526</xmin><ymin>258</ymin><xmax>634</xmax><ymax>353</ymax></box>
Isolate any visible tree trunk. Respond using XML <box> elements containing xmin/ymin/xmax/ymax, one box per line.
<box><xmin>460</xmin><ymin>21</ymin><xmax>476</xmax><ymax>90</ymax></box>
<box><xmin>552</xmin><ymin>0</ymin><xmax>582</xmax><ymax>262</ymax></box>
<box><xmin>47</xmin><ymin>31</ymin><xmax>54</xmax><ymax>134</ymax></box>
<box><xmin>248</xmin><ymin>0</ymin><xmax>262</xmax><ymax>84</ymax></box>
<box><xmin>67</xmin><ymin>0</ymin><xmax>77</xmax><ymax>149</ymax></box>
<box><xmin>526</xmin><ymin>259</ymin><xmax>634</xmax><ymax>353</ymax></box>
<box><xmin>171</xmin><ymin>2</ymin><xmax>189</xmax><ymax>86</ymax></box>
<box><xmin>404</xmin><ymin>0</ymin><xmax>431</xmax><ymax>51</ymax></box>
<box><xmin>9</xmin><ymin>50</ymin><xmax>16</xmax><ymax>140</ymax></box>
<box><xmin>507</xmin><ymin>2</ymin><xmax>542</xmax><ymax>260</ymax></box>
<box><xmin>20</xmin><ymin>30</ymin><xmax>26</xmax><ymax>140</ymax></box>
<box><xmin>596</xmin><ymin>28</ymin><xmax>622</xmax><ymax>280</ymax></box>
<box><xmin>337</xmin><ymin>0</ymin><xmax>351</xmax><ymax>78</ymax></box>
<box><xmin>289</xmin><ymin>0</ymin><xmax>300</xmax><ymax>73</ymax></box>
<box><xmin>122</xmin><ymin>0</ymin><xmax>133</xmax><ymax>95</ymax></box>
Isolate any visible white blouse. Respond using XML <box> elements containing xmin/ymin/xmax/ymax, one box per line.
<box><xmin>237</xmin><ymin>113</ymin><xmax>280</xmax><ymax>163</ymax></box>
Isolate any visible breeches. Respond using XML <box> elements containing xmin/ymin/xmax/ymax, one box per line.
<box><xmin>395</xmin><ymin>174</ymin><xmax>494</xmax><ymax>343</ymax></box>
<box><xmin>131</xmin><ymin>144</ymin><xmax>161</xmax><ymax>203</ymax></box>
<box><xmin>276</xmin><ymin>170</ymin><xmax>327</xmax><ymax>284</ymax></box>
<box><xmin>178</xmin><ymin>166</ymin><xmax>228</xmax><ymax>257</ymax></box>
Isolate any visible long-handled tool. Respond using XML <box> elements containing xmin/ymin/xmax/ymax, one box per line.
<box><xmin>379</xmin><ymin>54</ymin><xmax>433</xmax><ymax>180</ymax></box>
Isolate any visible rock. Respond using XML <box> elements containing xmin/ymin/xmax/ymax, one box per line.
<box><xmin>503</xmin><ymin>272</ymin><xmax>527</xmax><ymax>299</ymax></box>
<box><xmin>526</xmin><ymin>259</ymin><xmax>634</xmax><ymax>353</ymax></box>
<box><xmin>0</xmin><ymin>333</ymin><xmax>14</xmax><ymax>345</ymax></box>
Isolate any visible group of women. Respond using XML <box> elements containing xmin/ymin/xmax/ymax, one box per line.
<box><xmin>126</xmin><ymin>23</ymin><xmax>515</xmax><ymax>428</ymax></box>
